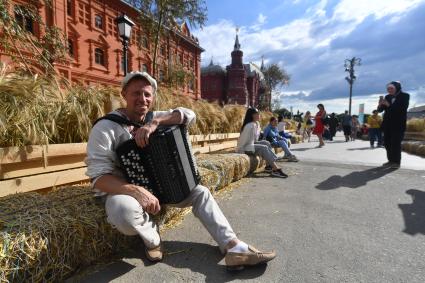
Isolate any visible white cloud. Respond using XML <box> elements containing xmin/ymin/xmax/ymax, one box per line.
<box><xmin>194</xmin><ymin>0</ymin><xmax>425</xmax><ymax>113</ymax></box>
<box><xmin>257</xmin><ymin>13</ymin><xmax>267</xmax><ymax>24</ymax></box>
<box><xmin>250</xmin><ymin>13</ymin><xmax>268</xmax><ymax>31</ymax></box>
<box><xmin>194</xmin><ymin>16</ymin><xmax>316</xmax><ymax>66</ymax></box>
<box><xmin>408</xmin><ymin>86</ymin><xmax>425</xmax><ymax>107</ymax></box>
<box><xmin>332</xmin><ymin>0</ymin><xmax>423</xmax><ymax>22</ymax></box>
<box><xmin>195</xmin><ymin>0</ymin><xmax>424</xmax><ymax>63</ymax></box>
<box><xmin>306</xmin><ymin>0</ymin><xmax>328</xmax><ymax>16</ymax></box>
<box><xmin>281</xmin><ymin>90</ymin><xmax>312</xmax><ymax>97</ymax></box>
<box><xmin>194</xmin><ymin>19</ymin><xmax>238</xmax><ymax>66</ymax></box>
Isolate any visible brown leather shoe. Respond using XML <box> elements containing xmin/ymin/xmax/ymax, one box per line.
<box><xmin>145</xmin><ymin>244</ymin><xmax>163</xmax><ymax>262</ymax></box>
<box><xmin>225</xmin><ymin>245</ymin><xmax>276</xmax><ymax>268</ymax></box>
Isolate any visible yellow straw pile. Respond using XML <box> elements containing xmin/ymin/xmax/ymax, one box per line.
<box><xmin>406</xmin><ymin>118</ymin><xmax>425</xmax><ymax>132</ymax></box>
<box><xmin>0</xmin><ymin>187</ymin><xmax>135</xmax><ymax>282</ymax></box>
<box><xmin>0</xmin><ymin>63</ymin><xmax>280</xmax><ymax>147</ymax></box>
<box><xmin>402</xmin><ymin>141</ymin><xmax>425</xmax><ymax>157</ymax></box>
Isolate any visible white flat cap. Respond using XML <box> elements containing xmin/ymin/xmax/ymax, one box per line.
<box><xmin>121</xmin><ymin>71</ymin><xmax>157</xmax><ymax>95</ymax></box>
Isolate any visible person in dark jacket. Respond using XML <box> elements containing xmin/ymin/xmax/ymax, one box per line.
<box><xmin>328</xmin><ymin>113</ymin><xmax>339</xmax><ymax>141</ymax></box>
<box><xmin>342</xmin><ymin>110</ymin><xmax>352</xmax><ymax>142</ymax></box>
<box><xmin>377</xmin><ymin>81</ymin><xmax>410</xmax><ymax>168</ymax></box>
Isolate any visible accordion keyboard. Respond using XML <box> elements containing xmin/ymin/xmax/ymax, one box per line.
<box><xmin>116</xmin><ymin>125</ymin><xmax>199</xmax><ymax>204</ymax></box>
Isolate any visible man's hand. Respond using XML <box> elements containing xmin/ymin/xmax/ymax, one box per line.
<box><xmin>134</xmin><ymin>120</ymin><xmax>159</xmax><ymax>148</ymax></box>
<box><xmin>131</xmin><ymin>186</ymin><xmax>161</xmax><ymax>215</ymax></box>
<box><xmin>379</xmin><ymin>99</ymin><xmax>390</xmax><ymax>107</ymax></box>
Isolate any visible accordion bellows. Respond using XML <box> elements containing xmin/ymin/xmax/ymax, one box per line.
<box><xmin>116</xmin><ymin>125</ymin><xmax>200</xmax><ymax>204</ymax></box>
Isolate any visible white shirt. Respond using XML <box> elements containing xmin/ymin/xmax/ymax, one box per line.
<box><xmin>236</xmin><ymin>122</ymin><xmax>260</xmax><ymax>153</ymax></box>
<box><xmin>85</xmin><ymin>107</ymin><xmax>196</xmax><ymax>192</ymax></box>
<box><xmin>277</xmin><ymin>121</ymin><xmax>285</xmax><ymax>132</ymax></box>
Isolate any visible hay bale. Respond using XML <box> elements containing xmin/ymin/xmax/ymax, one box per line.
<box><xmin>411</xmin><ymin>142</ymin><xmax>425</xmax><ymax>155</ymax></box>
<box><xmin>290</xmin><ymin>134</ymin><xmax>303</xmax><ymax>144</ymax></box>
<box><xmin>402</xmin><ymin>142</ymin><xmax>413</xmax><ymax>153</ymax></box>
<box><xmin>402</xmin><ymin>141</ymin><xmax>425</xmax><ymax>157</ymax></box>
<box><xmin>411</xmin><ymin>143</ymin><xmax>420</xmax><ymax>154</ymax></box>
<box><xmin>197</xmin><ymin>154</ymin><xmax>236</xmax><ymax>190</ymax></box>
<box><xmin>0</xmin><ymin>187</ymin><xmax>136</xmax><ymax>283</ymax></box>
<box><xmin>406</xmin><ymin>118</ymin><xmax>425</xmax><ymax>132</ymax></box>
<box><xmin>417</xmin><ymin>145</ymin><xmax>425</xmax><ymax>157</ymax></box>
<box><xmin>197</xmin><ymin>153</ymin><xmax>253</xmax><ymax>190</ymax></box>
<box><xmin>199</xmin><ymin>167</ymin><xmax>221</xmax><ymax>190</ymax></box>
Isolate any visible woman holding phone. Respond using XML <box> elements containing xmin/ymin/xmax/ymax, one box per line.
<box><xmin>377</xmin><ymin>81</ymin><xmax>410</xmax><ymax>168</ymax></box>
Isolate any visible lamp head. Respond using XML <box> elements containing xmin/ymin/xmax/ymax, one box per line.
<box><xmin>116</xmin><ymin>14</ymin><xmax>135</xmax><ymax>40</ymax></box>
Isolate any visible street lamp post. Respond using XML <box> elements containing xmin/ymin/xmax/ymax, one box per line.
<box><xmin>344</xmin><ymin>57</ymin><xmax>361</xmax><ymax>115</ymax></box>
<box><xmin>116</xmin><ymin>14</ymin><xmax>135</xmax><ymax>76</ymax></box>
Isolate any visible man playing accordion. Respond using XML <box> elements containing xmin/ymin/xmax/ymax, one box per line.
<box><xmin>85</xmin><ymin>71</ymin><xmax>275</xmax><ymax>269</ymax></box>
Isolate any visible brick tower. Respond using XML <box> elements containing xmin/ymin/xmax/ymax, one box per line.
<box><xmin>226</xmin><ymin>31</ymin><xmax>248</xmax><ymax>106</ymax></box>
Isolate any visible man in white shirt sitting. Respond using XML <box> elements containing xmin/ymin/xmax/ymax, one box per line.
<box><xmin>85</xmin><ymin>71</ymin><xmax>276</xmax><ymax>269</ymax></box>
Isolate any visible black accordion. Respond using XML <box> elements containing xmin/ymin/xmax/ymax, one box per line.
<box><xmin>116</xmin><ymin>125</ymin><xmax>200</xmax><ymax>204</ymax></box>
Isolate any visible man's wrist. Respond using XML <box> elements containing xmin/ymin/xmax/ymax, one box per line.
<box><xmin>148</xmin><ymin>119</ymin><xmax>159</xmax><ymax>127</ymax></box>
<box><xmin>125</xmin><ymin>183</ymin><xmax>141</xmax><ymax>195</ymax></box>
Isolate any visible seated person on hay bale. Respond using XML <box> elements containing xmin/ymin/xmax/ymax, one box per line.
<box><xmin>277</xmin><ymin>115</ymin><xmax>293</xmax><ymax>140</ymax></box>
<box><xmin>236</xmin><ymin>107</ymin><xmax>289</xmax><ymax>178</ymax></box>
<box><xmin>85</xmin><ymin>72</ymin><xmax>275</xmax><ymax>269</ymax></box>
<box><xmin>263</xmin><ymin>117</ymin><xmax>298</xmax><ymax>162</ymax></box>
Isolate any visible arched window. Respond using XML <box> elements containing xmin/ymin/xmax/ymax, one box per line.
<box><xmin>95</xmin><ymin>15</ymin><xmax>103</xmax><ymax>29</ymax></box>
<box><xmin>94</xmin><ymin>48</ymin><xmax>104</xmax><ymax>65</ymax></box>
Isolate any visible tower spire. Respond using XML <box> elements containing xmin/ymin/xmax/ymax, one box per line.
<box><xmin>234</xmin><ymin>27</ymin><xmax>241</xmax><ymax>51</ymax></box>
<box><xmin>260</xmin><ymin>55</ymin><xmax>265</xmax><ymax>71</ymax></box>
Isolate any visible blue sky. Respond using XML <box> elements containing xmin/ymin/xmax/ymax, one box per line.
<box><xmin>193</xmin><ymin>0</ymin><xmax>425</xmax><ymax>114</ymax></box>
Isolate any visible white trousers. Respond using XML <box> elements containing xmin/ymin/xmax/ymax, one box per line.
<box><xmin>105</xmin><ymin>185</ymin><xmax>237</xmax><ymax>251</ymax></box>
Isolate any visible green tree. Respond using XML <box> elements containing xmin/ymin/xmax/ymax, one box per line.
<box><xmin>126</xmin><ymin>0</ymin><xmax>207</xmax><ymax>75</ymax></box>
<box><xmin>166</xmin><ymin>62</ymin><xmax>194</xmax><ymax>89</ymax></box>
<box><xmin>0</xmin><ymin>1</ymin><xmax>67</xmax><ymax>75</ymax></box>
<box><xmin>273</xmin><ymin>107</ymin><xmax>291</xmax><ymax>118</ymax></box>
<box><xmin>262</xmin><ymin>63</ymin><xmax>290</xmax><ymax>111</ymax></box>
<box><xmin>271</xmin><ymin>96</ymin><xmax>281</xmax><ymax>111</ymax></box>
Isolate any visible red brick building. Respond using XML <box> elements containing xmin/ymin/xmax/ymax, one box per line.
<box><xmin>201</xmin><ymin>34</ymin><xmax>267</xmax><ymax>107</ymax></box>
<box><xmin>0</xmin><ymin>0</ymin><xmax>204</xmax><ymax>98</ymax></box>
